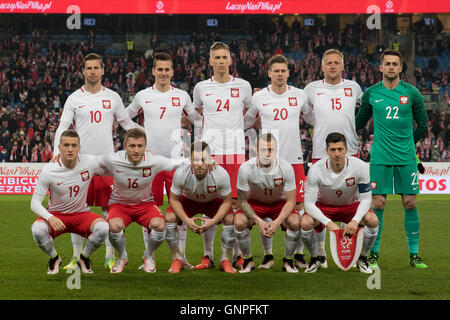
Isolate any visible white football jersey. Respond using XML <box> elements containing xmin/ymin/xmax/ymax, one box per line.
<box><xmin>246</xmin><ymin>85</ymin><xmax>311</xmax><ymax>164</ymax></box>
<box><xmin>237</xmin><ymin>157</ymin><xmax>296</xmax><ymax>203</ymax></box>
<box><xmin>305</xmin><ymin>156</ymin><xmax>370</xmax><ymax>206</ymax></box>
<box><xmin>193</xmin><ymin>76</ymin><xmax>252</xmax><ymax>155</ymax></box>
<box><xmin>32</xmin><ymin>154</ymin><xmax>103</xmax><ymax>214</ymax></box>
<box><xmin>59</xmin><ymin>86</ymin><xmax>129</xmax><ymax>155</ymax></box>
<box><xmin>171</xmin><ymin>163</ymin><xmax>232</xmax><ymax>203</ymax></box>
<box><xmin>304</xmin><ymin>79</ymin><xmax>363</xmax><ymax>159</ymax></box>
<box><xmin>127</xmin><ymin>85</ymin><xmax>199</xmax><ymax>158</ymax></box>
<box><xmin>98</xmin><ymin>150</ymin><xmax>188</xmax><ymax>205</ymax></box>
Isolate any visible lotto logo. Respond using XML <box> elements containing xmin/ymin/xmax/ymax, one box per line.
<box><xmin>231</xmin><ymin>88</ymin><xmax>239</xmax><ymax>98</ymax></box>
<box><xmin>172</xmin><ymin>97</ymin><xmax>180</xmax><ymax>107</ymax></box>
<box><xmin>289</xmin><ymin>97</ymin><xmax>297</xmax><ymax>106</ymax></box>
<box><xmin>344</xmin><ymin>88</ymin><xmax>352</xmax><ymax>97</ymax></box>
<box><xmin>81</xmin><ymin>170</ymin><xmax>90</xmax><ymax>182</ymax></box>
<box><xmin>142</xmin><ymin>168</ymin><xmax>152</xmax><ymax>177</ymax></box>
<box><xmin>102</xmin><ymin>100</ymin><xmax>111</xmax><ymax>109</ymax></box>
<box><xmin>400</xmin><ymin>96</ymin><xmax>409</xmax><ymax>104</ymax></box>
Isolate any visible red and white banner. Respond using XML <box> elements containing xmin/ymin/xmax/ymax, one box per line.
<box><xmin>0</xmin><ymin>163</ymin><xmax>44</xmax><ymax>195</ymax></box>
<box><xmin>419</xmin><ymin>163</ymin><xmax>450</xmax><ymax>194</ymax></box>
<box><xmin>0</xmin><ymin>0</ymin><xmax>448</xmax><ymax>14</ymax></box>
<box><xmin>329</xmin><ymin>228</ymin><xmax>364</xmax><ymax>271</ymax></box>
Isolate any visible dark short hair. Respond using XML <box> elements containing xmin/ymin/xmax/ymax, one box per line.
<box><xmin>60</xmin><ymin>129</ymin><xmax>80</xmax><ymax>143</ymax></box>
<box><xmin>124</xmin><ymin>128</ymin><xmax>147</xmax><ymax>145</ymax></box>
<box><xmin>257</xmin><ymin>132</ymin><xmax>278</xmax><ymax>150</ymax></box>
<box><xmin>268</xmin><ymin>54</ymin><xmax>289</xmax><ymax>70</ymax></box>
<box><xmin>380</xmin><ymin>49</ymin><xmax>402</xmax><ymax>64</ymax></box>
<box><xmin>82</xmin><ymin>53</ymin><xmax>104</xmax><ymax>69</ymax></box>
<box><xmin>190</xmin><ymin>141</ymin><xmax>210</xmax><ymax>155</ymax></box>
<box><xmin>153</xmin><ymin>52</ymin><xmax>173</xmax><ymax>68</ymax></box>
<box><xmin>326</xmin><ymin>132</ymin><xmax>347</xmax><ymax>148</ymax></box>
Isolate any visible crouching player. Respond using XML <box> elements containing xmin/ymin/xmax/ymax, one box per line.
<box><xmin>235</xmin><ymin>133</ymin><xmax>301</xmax><ymax>273</ymax></box>
<box><xmin>301</xmin><ymin>132</ymin><xmax>379</xmax><ymax>273</ymax></box>
<box><xmin>165</xmin><ymin>141</ymin><xmax>237</xmax><ymax>273</ymax></box>
<box><xmin>30</xmin><ymin>129</ymin><xmax>109</xmax><ymax>274</ymax></box>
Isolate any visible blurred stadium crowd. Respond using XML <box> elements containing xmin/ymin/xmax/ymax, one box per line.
<box><xmin>0</xmin><ymin>17</ymin><xmax>449</xmax><ymax>163</ymax></box>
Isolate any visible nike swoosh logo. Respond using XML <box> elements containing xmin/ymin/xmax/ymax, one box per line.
<box><xmin>317</xmin><ymin>92</ymin><xmax>325</xmax><ymax>95</ymax></box>
<box><xmin>78</xmin><ymin>105</ymin><xmax>86</xmax><ymax>109</ymax></box>
<box><xmin>145</xmin><ymin>101</ymin><xmax>152</xmax><ymax>104</ymax></box>
<box><xmin>375</xmin><ymin>99</ymin><xmax>384</xmax><ymax>103</ymax></box>
<box><xmin>206</xmin><ymin>93</ymin><xmax>213</xmax><ymax>96</ymax></box>
<box><xmin>116</xmin><ymin>170</ymin><xmax>123</xmax><ymax>173</ymax></box>
<box><xmin>57</xmin><ymin>182</ymin><xmax>64</xmax><ymax>186</ymax></box>
<box><xmin>262</xmin><ymin>103</ymin><xmax>270</xmax><ymax>106</ymax></box>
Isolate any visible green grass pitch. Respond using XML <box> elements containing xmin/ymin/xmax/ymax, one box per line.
<box><xmin>0</xmin><ymin>194</ymin><xmax>449</xmax><ymax>300</ymax></box>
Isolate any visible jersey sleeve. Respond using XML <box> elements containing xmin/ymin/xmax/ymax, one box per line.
<box><xmin>244</xmin><ymin>95</ymin><xmax>260</xmax><ymax>130</ymax></box>
<box><xmin>217</xmin><ymin>168</ymin><xmax>232</xmax><ymax>197</ymax></box>
<box><xmin>355</xmin><ymin>82</ymin><xmax>364</xmax><ymax>102</ymax></box>
<box><xmin>300</xmin><ymin>91</ymin><xmax>314</xmax><ymax>125</ymax></box>
<box><xmin>409</xmin><ymin>85</ymin><xmax>429</xmax><ymax>143</ymax></box>
<box><xmin>30</xmin><ymin>167</ymin><xmax>53</xmax><ymax>220</ymax></box>
<box><xmin>283</xmin><ymin>163</ymin><xmax>297</xmax><ymax>192</ymax></box>
<box><xmin>170</xmin><ymin>166</ymin><xmax>185</xmax><ymax>196</ymax></box>
<box><xmin>355</xmin><ymin>90</ymin><xmax>373</xmax><ymax>131</ymax></box>
<box><xmin>182</xmin><ymin>91</ymin><xmax>202</xmax><ymax>123</ymax></box>
<box><xmin>193</xmin><ymin>83</ymin><xmax>203</xmax><ymax>109</ymax></box>
<box><xmin>304</xmin><ymin>165</ymin><xmax>320</xmax><ymax>195</ymax></box>
<box><xmin>113</xmin><ymin>92</ymin><xmax>129</xmax><ymax>122</ymax></box>
<box><xmin>243</xmin><ymin>81</ymin><xmax>253</xmax><ymax>109</ymax></box>
<box><xmin>126</xmin><ymin>93</ymin><xmax>143</xmax><ymax>119</ymax></box>
<box><xmin>236</xmin><ymin>164</ymin><xmax>250</xmax><ymax>192</ymax></box>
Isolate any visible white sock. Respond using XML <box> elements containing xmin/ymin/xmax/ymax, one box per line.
<box><xmin>301</xmin><ymin>228</ymin><xmax>318</xmax><ymax>258</ymax></box>
<box><xmin>295</xmin><ymin>238</ymin><xmax>304</xmax><ymax>255</ymax></box>
<box><xmin>102</xmin><ymin>209</ymin><xmax>115</xmax><ymax>259</ymax></box>
<box><xmin>109</xmin><ymin>231</ymin><xmax>127</xmax><ymax>259</ymax></box>
<box><xmin>82</xmin><ymin>221</ymin><xmax>109</xmax><ymax>257</ymax></box>
<box><xmin>71</xmin><ymin>233</ymin><xmax>84</xmax><ymax>258</ymax></box>
<box><xmin>142</xmin><ymin>226</ymin><xmax>150</xmax><ymax>251</ymax></box>
<box><xmin>177</xmin><ymin>224</ymin><xmax>188</xmax><ymax>258</ymax></box>
<box><xmin>165</xmin><ymin>223</ymin><xmax>181</xmax><ymax>260</ymax></box>
<box><xmin>145</xmin><ymin>229</ymin><xmax>166</xmax><ymax>258</ymax></box>
<box><xmin>260</xmin><ymin>217</ymin><xmax>273</xmax><ymax>255</ymax></box>
<box><xmin>31</xmin><ymin>222</ymin><xmax>57</xmax><ymax>258</ymax></box>
<box><xmin>315</xmin><ymin>228</ymin><xmax>327</xmax><ymax>256</ymax></box>
<box><xmin>362</xmin><ymin>225</ymin><xmax>379</xmax><ymax>256</ymax></box>
<box><xmin>285</xmin><ymin>229</ymin><xmax>300</xmax><ymax>259</ymax></box>
<box><xmin>234</xmin><ymin>227</ymin><xmax>251</xmax><ymax>258</ymax></box>
<box><xmin>202</xmin><ymin>217</ymin><xmax>217</xmax><ymax>259</ymax></box>
<box><xmin>220</xmin><ymin>225</ymin><xmax>235</xmax><ymax>262</ymax></box>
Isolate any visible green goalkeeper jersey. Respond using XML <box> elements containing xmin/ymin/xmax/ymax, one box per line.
<box><xmin>355</xmin><ymin>81</ymin><xmax>428</xmax><ymax>165</ymax></box>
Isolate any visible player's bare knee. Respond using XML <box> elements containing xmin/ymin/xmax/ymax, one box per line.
<box><xmin>108</xmin><ymin>219</ymin><xmax>124</xmax><ymax>233</ymax></box>
<box><xmin>233</xmin><ymin>213</ymin><xmax>248</xmax><ymax>231</ymax></box>
<box><xmin>164</xmin><ymin>211</ymin><xmax>178</xmax><ymax>224</ymax></box>
<box><xmin>402</xmin><ymin>196</ymin><xmax>417</xmax><ymax>210</ymax></box>
<box><xmin>372</xmin><ymin>195</ymin><xmax>386</xmax><ymax>210</ymax></box>
<box><xmin>222</xmin><ymin>213</ymin><xmax>234</xmax><ymax>226</ymax></box>
<box><xmin>300</xmin><ymin>214</ymin><xmax>314</xmax><ymax>231</ymax></box>
<box><xmin>149</xmin><ymin>217</ymin><xmax>165</xmax><ymax>232</ymax></box>
<box><xmin>286</xmin><ymin>214</ymin><xmax>301</xmax><ymax>231</ymax></box>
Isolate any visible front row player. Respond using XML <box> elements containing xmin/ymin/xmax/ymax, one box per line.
<box><xmin>165</xmin><ymin>141</ymin><xmax>237</xmax><ymax>274</ymax></box>
<box><xmin>235</xmin><ymin>133</ymin><xmax>302</xmax><ymax>273</ymax></box>
<box><xmin>31</xmin><ymin>130</ymin><xmax>109</xmax><ymax>274</ymax></box>
<box><xmin>97</xmin><ymin>128</ymin><xmax>188</xmax><ymax>274</ymax></box>
<box><xmin>301</xmin><ymin>132</ymin><xmax>379</xmax><ymax>273</ymax></box>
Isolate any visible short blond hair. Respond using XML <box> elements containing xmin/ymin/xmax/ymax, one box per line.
<box><xmin>209</xmin><ymin>42</ymin><xmax>230</xmax><ymax>56</ymax></box>
<box><xmin>321</xmin><ymin>49</ymin><xmax>344</xmax><ymax>65</ymax></box>
<box><xmin>124</xmin><ymin>128</ymin><xmax>147</xmax><ymax>145</ymax></box>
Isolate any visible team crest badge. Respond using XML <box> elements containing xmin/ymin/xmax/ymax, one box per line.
<box><xmin>370</xmin><ymin>181</ymin><xmax>377</xmax><ymax>190</ymax></box>
<box><xmin>231</xmin><ymin>88</ymin><xmax>239</xmax><ymax>98</ymax></box>
<box><xmin>344</xmin><ymin>88</ymin><xmax>352</xmax><ymax>97</ymax></box>
<box><xmin>207</xmin><ymin>185</ymin><xmax>217</xmax><ymax>193</ymax></box>
<box><xmin>274</xmin><ymin>178</ymin><xmax>284</xmax><ymax>187</ymax></box>
<box><xmin>400</xmin><ymin>96</ymin><xmax>409</xmax><ymax>104</ymax></box>
<box><xmin>102</xmin><ymin>100</ymin><xmax>111</xmax><ymax>109</ymax></box>
<box><xmin>172</xmin><ymin>97</ymin><xmax>180</xmax><ymax>107</ymax></box>
<box><xmin>346</xmin><ymin>177</ymin><xmax>355</xmax><ymax>187</ymax></box>
<box><xmin>289</xmin><ymin>97</ymin><xmax>298</xmax><ymax>106</ymax></box>
<box><xmin>81</xmin><ymin>170</ymin><xmax>90</xmax><ymax>182</ymax></box>
<box><xmin>142</xmin><ymin>168</ymin><xmax>152</xmax><ymax>177</ymax></box>
<box><xmin>329</xmin><ymin>228</ymin><xmax>364</xmax><ymax>271</ymax></box>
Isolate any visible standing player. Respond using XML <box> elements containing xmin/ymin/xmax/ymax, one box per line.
<box><xmin>97</xmin><ymin>129</ymin><xmax>188</xmax><ymax>273</ymax></box>
<box><xmin>165</xmin><ymin>141</ymin><xmax>236</xmax><ymax>274</ymax></box>
<box><xmin>193</xmin><ymin>42</ymin><xmax>252</xmax><ymax>268</ymax></box>
<box><xmin>304</xmin><ymin>49</ymin><xmax>364</xmax><ymax>268</ymax></box>
<box><xmin>355</xmin><ymin>50</ymin><xmax>429</xmax><ymax>269</ymax></box>
<box><xmin>52</xmin><ymin>53</ymin><xmax>142</xmax><ymax>271</ymax></box>
<box><xmin>126</xmin><ymin>52</ymin><xmax>201</xmax><ymax>269</ymax></box>
<box><xmin>301</xmin><ymin>132</ymin><xmax>379</xmax><ymax>273</ymax></box>
<box><xmin>235</xmin><ymin>133</ymin><xmax>301</xmax><ymax>273</ymax></box>
<box><xmin>31</xmin><ymin>130</ymin><xmax>109</xmax><ymax>274</ymax></box>
<box><xmin>244</xmin><ymin>54</ymin><xmax>313</xmax><ymax>270</ymax></box>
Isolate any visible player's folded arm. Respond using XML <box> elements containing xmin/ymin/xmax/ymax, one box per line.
<box><xmin>353</xmin><ymin>184</ymin><xmax>372</xmax><ymax>223</ymax></box>
<box><xmin>303</xmin><ymin>189</ymin><xmax>331</xmax><ymax>227</ymax></box>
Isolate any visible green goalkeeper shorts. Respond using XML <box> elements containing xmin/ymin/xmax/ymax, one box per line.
<box><xmin>369</xmin><ymin>164</ymin><xmax>420</xmax><ymax>195</ymax></box>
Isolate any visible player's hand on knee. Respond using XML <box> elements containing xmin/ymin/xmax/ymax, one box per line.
<box><xmin>186</xmin><ymin>218</ymin><xmax>201</xmax><ymax>233</ymax></box>
<box><xmin>48</xmin><ymin>216</ymin><xmax>66</xmax><ymax>232</ymax></box>
<box><xmin>343</xmin><ymin>220</ymin><xmax>358</xmax><ymax>236</ymax></box>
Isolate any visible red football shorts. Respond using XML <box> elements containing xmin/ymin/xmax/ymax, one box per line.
<box><xmin>107</xmin><ymin>202</ymin><xmax>164</xmax><ymax>228</ymax></box>
<box><xmin>234</xmin><ymin>199</ymin><xmax>299</xmax><ymax>230</ymax></box>
<box><xmin>305</xmin><ymin>201</ymin><xmax>372</xmax><ymax>232</ymax></box>
<box><xmin>166</xmin><ymin>195</ymin><xmax>233</xmax><ymax>225</ymax></box>
<box><xmin>87</xmin><ymin>176</ymin><xmax>113</xmax><ymax>207</ymax></box>
<box><xmin>35</xmin><ymin>211</ymin><xmax>103</xmax><ymax>238</ymax></box>
<box><xmin>151</xmin><ymin>170</ymin><xmax>175</xmax><ymax>207</ymax></box>
<box><xmin>212</xmin><ymin>154</ymin><xmax>245</xmax><ymax>198</ymax></box>
<box><xmin>292</xmin><ymin>164</ymin><xmax>306</xmax><ymax>203</ymax></box>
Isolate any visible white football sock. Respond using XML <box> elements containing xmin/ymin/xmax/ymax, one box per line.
<box><xmin>315</xmin><ymin>228</ymin><xmax>327</xmax><ymax>256</ymax></box>
<box><xmin>234</xmin><ymin>227</ymin><xmax>251</xmax><ymax>259</ymax></box>
<box><xmin>362</xmin><ymin>225</ymin><xmax>379</xmax><ymax>256</ymax></box>
<box><xmin>220</xmin><ymin>225</ymin><xmax>235</xmax><ymax>262</ymax></box>
<box><xmin>165</xmin><ymin>223</ymin><xmax>181</xmax><ymax>260</ymax></box>
<box><xmin>82</xmin><ymin>221</ymin><xmax>109</xmax><ymax>257</ymax></box>
<box><xmin>109</xmin><ymin>231</ymin><xmax>127</xmax><ymax>259</ymax></box>
<box><xmin>142</xmin><ymin>226</ymin><xmax>150</xmax><ymax>251</ymax></box>
<box><xmin>285</xmin><ymin>229</ymin><xmax>300</xmax><ymax>259</ymax></box>
<box><xmin>301</xmin><ymin>228</ymin><xmax>318</xmax><ymax>258</ymax></box>
<box><xmin>31</xmin><ymin>222</ymin><xmax>57</xmax><ymax>258</ymax></box>
<box><xmin>260</xmin><ymin>217</ymin><xmax>273</xmax><ymax>255</ymax></box>
<box><xmin>145</xmin><ymin>229</ymin><xmax>166</xmax><ymax>258</ymax></box>
<box><xmin>102</xmin><ymin>209</ymin><xmax>115</xmax><ymax>259</ymax></box>
<box><xmin>202</xmin><ymin>217</ymin><xmax>217</xmax><ymax>259</ymax></box>
<box><xmin>177</xmin><ymin>224</ymin><xmax>188</xmax><ymax>258</ymax></box>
